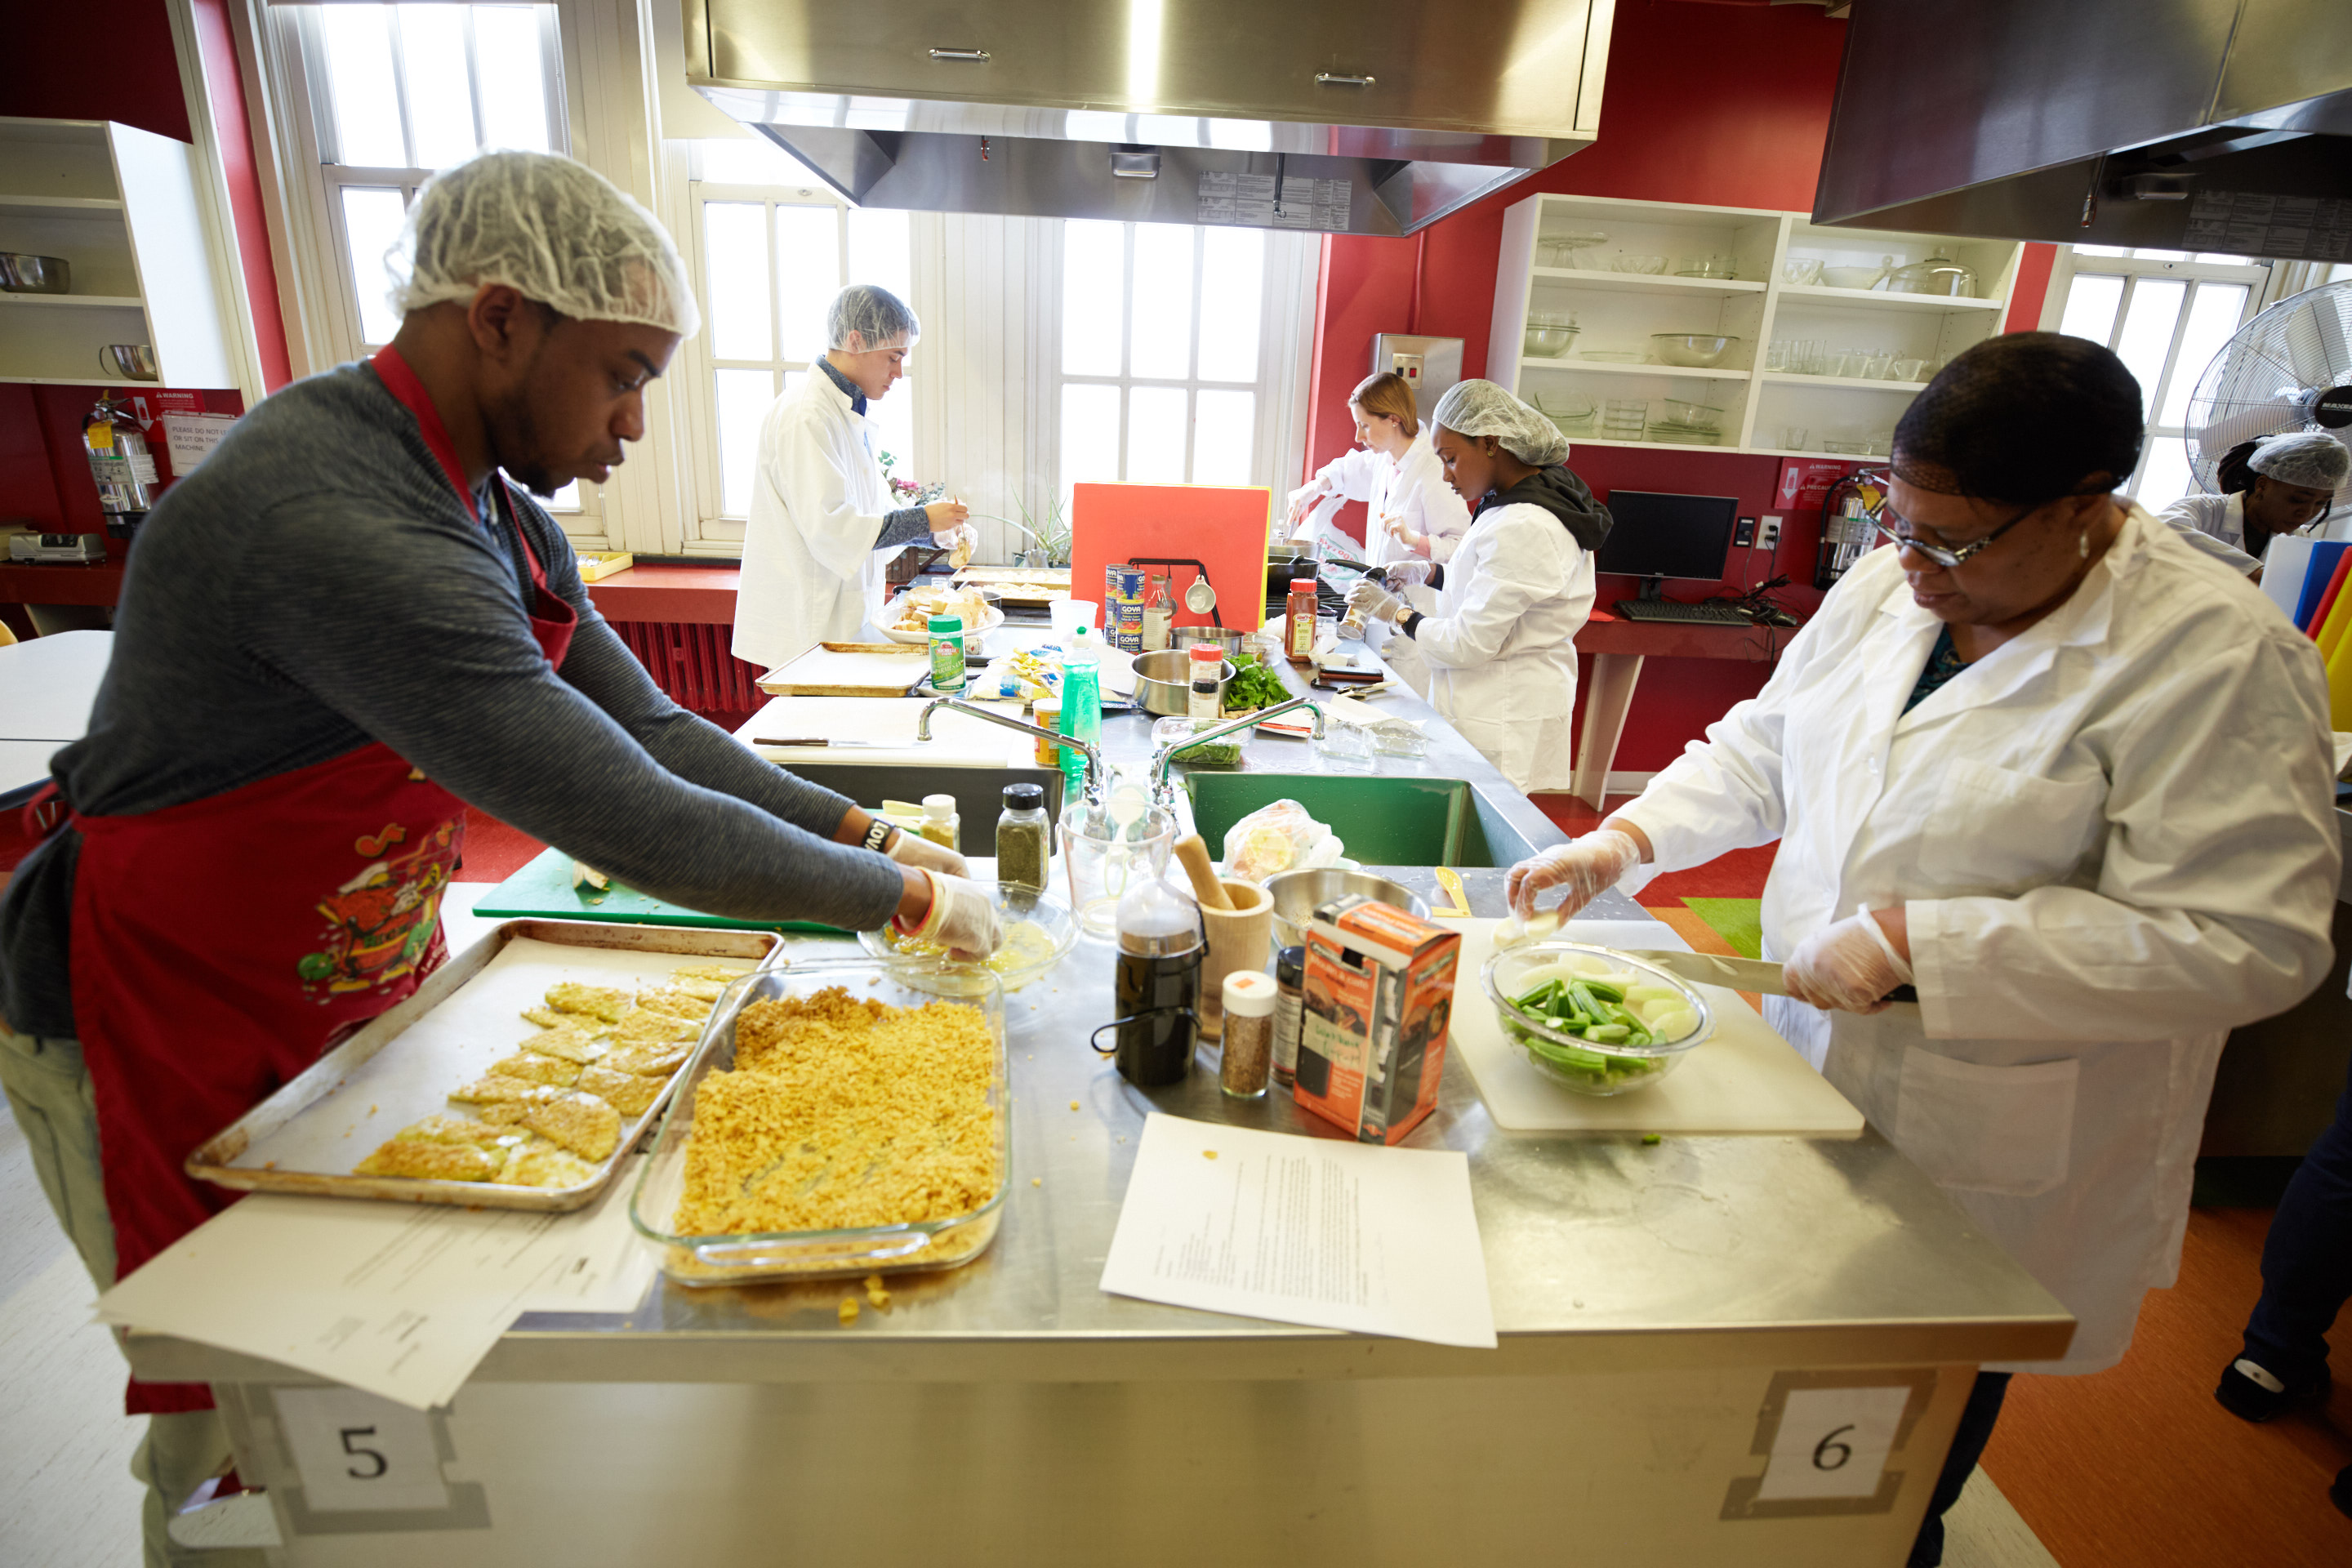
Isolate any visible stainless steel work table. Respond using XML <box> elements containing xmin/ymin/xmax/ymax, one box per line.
<box><xmin>128</xmin><ymin>638</ymin><xmax>2073</xmax><ymax>1566</ymax></box>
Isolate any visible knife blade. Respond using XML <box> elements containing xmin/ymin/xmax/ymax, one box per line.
<box><xmin>1616</xmin><ymin>949</ymin><xmax>1918</xmax><ymax>1005</ymax></box>
<box><xmin>751</xmin><ymin>737</ymin><xmax>892</xmax><ymax>747</ymax></box>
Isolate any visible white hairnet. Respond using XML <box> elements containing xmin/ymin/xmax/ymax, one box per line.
<box><xmin>1431</xmin><ymin>379</ymin><xmax>1570</xmax><ymax>467</ymax></box>
<box><xmin>827</xmin><ymin>284</ymin><xmax>920</xmax><ymax>352</ymax></box>
<box><xmin>2249</xmin><ymin>430</ymin><xmax>2350</xmax><ymax>491</ymax></box>
<box><xmin>390</xmin><ymin>151</ymin><xmax>700</xmax><ymax>338</ymax></box>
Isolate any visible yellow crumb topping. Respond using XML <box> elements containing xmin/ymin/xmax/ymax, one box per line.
<box><xmin>672</xmin><ymin>987</ymin><xmax>997</xmax><ymax>1237</ymax></box>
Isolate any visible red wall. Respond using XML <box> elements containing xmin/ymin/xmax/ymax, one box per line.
<box><xmin>1303</xmin><ymin>0</ymin><xmax>2053</xmax><ymax>774</ymax></box>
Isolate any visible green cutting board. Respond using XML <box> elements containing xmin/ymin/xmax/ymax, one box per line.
<box><xmin>472</xmin><ymin>849</ymin><xmax>847</xmax><ymax>934</ymax></box>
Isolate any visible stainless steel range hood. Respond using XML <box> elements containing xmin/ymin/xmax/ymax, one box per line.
<box><xmin>681</xmin><ymin>0</ymin><xmax>1615</xmax><ymax>235</ymax></box>
<box><xmin>1812</xmin><ymin>0</ymin><xmax>2352</xmax><ymax>258</ymax></box>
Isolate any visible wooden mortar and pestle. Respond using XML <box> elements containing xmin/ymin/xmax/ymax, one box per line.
<box><xmin>1173</xmin><ymin>835</ymin><xmax>1272</xmax><ymax>1042</ymax></box>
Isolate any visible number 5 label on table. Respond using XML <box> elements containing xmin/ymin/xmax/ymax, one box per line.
<box><xmin>274</xmin><ymin>1388</ymin><xmax>451</xmax><ymax>1512</ymax></box>
<box><xmin>1754</xmin><ymin>1384</ymin><xmax>1914</xmax><ymax>1502</ymax></box>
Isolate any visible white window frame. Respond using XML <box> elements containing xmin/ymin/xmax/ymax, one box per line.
<box><xmin>2038</xmin><ymin>246</ymin><xmax>2274</xmax><ymax>499</ymax></box>
<box><xmin>668</xmin><ymin>151</ymin><xmax>862</xmax><ymax>553</ymax></box>
<box><xmin>251</xmin><ymin>2</ymin><xmax>615</xmax><ymax>543</ymax></box>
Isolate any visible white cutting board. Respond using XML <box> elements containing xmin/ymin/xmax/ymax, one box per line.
<box><xmin>740</xmin><ymin>696</ymin><xmax>1035</xmax><ymax>768</ymax></box>
<box><xmin>1447</xmin><ymin>919</ymin><xmax>1864</xmax><ymax>1137</ymax></box>
<box><xmin>756</xmin><ymin>643</ymin><xmax>930</xmax><ymax>697</ymax></box>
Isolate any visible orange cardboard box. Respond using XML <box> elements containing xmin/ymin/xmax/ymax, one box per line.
<box><xmin>1294</xmin><ymin>895</ymin><xmax>1459</xmax><ymax>1145</ymax></box>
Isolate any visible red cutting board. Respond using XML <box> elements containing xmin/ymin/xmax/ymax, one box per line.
<box><xmin>1069</xmin><ymin>483</ymin><xmax>1272</xmax><ymax>632</ymax></box>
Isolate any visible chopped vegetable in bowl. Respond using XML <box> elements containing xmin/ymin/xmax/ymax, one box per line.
<box><xmin>1481</xmin><ymin>942</ymin><xmax>1714</xmax><ymax>1098</ymax></box>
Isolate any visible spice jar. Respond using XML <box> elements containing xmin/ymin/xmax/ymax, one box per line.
<box><xmin>1187</xmin><ymin>643</ymin><xmax>1223</xmax><ymax>719</ymax></box>
<box><xmin>928</xmin><ymin>614</ymin><xmax>965</xmax><ymax>692</ymax></box>
<box><xmin>920</xmin><ymin>794</ymin><xmax>960</xmax><ymax>853</ymax></box>
<box><xmin>1219</xmin><ymin>971</ymin><xmax>1276</xmax><ymax>1098</ymax></box>
<box><xmin>996</xmin><ymin>782</ymin><xmax>1049</xmax><ymax>891</ymax></box>
<box><xmin>1285</xmin><ymin>572</ymin><xmax>1319</xmax><ymax>666</ymax></box>
<box><xmin>1272</xmin><ymin>945</ymin><xmax>1305</xmax><ymax>1088</ymax></box>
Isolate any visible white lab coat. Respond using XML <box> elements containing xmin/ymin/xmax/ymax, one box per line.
<box><xmin>1614</xmin><ymin>505</ymin><xmax>2341</xmax><ymax>1374</ymax></box>
<box><xmin>1412</xmin><ymin>500</ymin><xmax>1593</xmax><ymax>793</ymax></box>
<box><xmin>733</xmin><ymin>370</ymin><xmax>908</xmax><ymax>671</ymax></box>
<box><xmin>2155</xmin><ymin>492</ymin><xmax>2261</xmax><ymax>575</ymax></box>
<box><xmin>1294</xmin><ymin>437</ymin><xmax>1473</xmax><ymax>697</ymax></box>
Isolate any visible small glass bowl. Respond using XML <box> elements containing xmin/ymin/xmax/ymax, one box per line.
<box><xmin>1481</xmin><ymin>942</ymin><xmax>1714</xmax><ymax>1098</ymax></box>
<box><xmin>1610</xmin><ymin>255</ymin><xmax>1668</xmax><ymax>274</ymax></box>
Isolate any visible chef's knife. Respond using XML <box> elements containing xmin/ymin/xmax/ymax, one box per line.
<box><xmin>1617</xmin><ymin>949</ymin><xmax>1918</xmax><ymax>1005</ymax></box>
<box><xmin>751</xmin><ymin>737</ymin><xmax>892</xmax><ymax>747</ymax></box>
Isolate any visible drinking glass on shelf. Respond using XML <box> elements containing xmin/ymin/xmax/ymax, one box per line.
<box><xmin>1861</xmin><ymin>351</ymin><xmax>1895</xmax><ymax>380</ymax></box>
<box><xmin>1888</xmin><ymin>357</ymin><xmax>1930</xmax><ymax>382</ymax></box>
<box><xmin>1799</xmin><ymin>340</ymin><xmax>1828</xmax><ymax>375</ymax></box>
<box><xmin>1765</xmin><ymin>340</ymin><xmax>1790</xmax><ymax>372</ymax></box>
<box><xmin>1782</xmin><ymin>426</ymin><xmax>1811</xmax><ymax>451</ymax></box>
<box><xmin>1829</xmin><ymin>350</ymin><xmax>1865</xmax><ymax>378</ymax></box>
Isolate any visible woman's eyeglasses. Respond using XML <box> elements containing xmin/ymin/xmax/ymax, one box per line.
<box><xmin>1867</xmin><ymin>497</ymin><xmax>2041</xmax><ymax>569</ymax></box>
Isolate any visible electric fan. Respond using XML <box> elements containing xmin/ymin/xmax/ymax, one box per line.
<box><xmin>2180</xmin><ymin>280</ymin><xmax>2352</xmax><ymax>506</ymax></box>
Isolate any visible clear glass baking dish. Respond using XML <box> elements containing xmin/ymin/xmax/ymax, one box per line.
<box><xmin>629</xmin><ymin>957</ymin><xmax>1009</xmax><ymax>1285</ymax></box>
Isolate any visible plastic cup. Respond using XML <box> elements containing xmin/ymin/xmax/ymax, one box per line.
<box><xmin>1060</xmin><ymin>804</ymin><xmax>1177</xmax><ymax>939</ymax></box>
<box><xmin>1049</xmin><ymin>599</ymin><xmax>1098</xmax><ymax>640</ymax></box>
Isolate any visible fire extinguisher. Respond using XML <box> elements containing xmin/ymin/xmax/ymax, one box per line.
<box><xmin>82</xmin><ymin>390</ymin><xmax>158</xmax><ymax>541</ymax></box>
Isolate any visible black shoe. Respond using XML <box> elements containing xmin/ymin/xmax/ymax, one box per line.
<box><xmin>2332</xmin><ymin>1464</ymin><xmax>2351</xmax><ymax>1521</ymax></box>
<box><xmin>2214</xmin><ymin>1357</ymin><xmax>2330</xmax><ymax>1423</ymax></box>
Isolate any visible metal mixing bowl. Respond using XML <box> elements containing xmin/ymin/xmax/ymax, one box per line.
<box><xmin>1263</xmin><ymin>868</ymin><xmax>1431</xmax><ymax>949</ymax></box>
<box><xmin>1130</xmin><ymin>648</ymin><xmax>1234</xmax><ymax>717</ymax></box>
<box><xmin>0</xmin><ymin>253</ymin><xmax>71</xmax><ymax>294</ymax></box>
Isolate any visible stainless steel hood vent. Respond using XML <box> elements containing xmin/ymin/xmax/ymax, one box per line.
<box><xmin>1812</xmin><ymin>0</ymin><xmax>2352</xmax><ymax>257</ymax></box>
<box><xmin>682</xmin><ymin>0</ymin><xmax>1615</xmax><ymax>235</ymax></box>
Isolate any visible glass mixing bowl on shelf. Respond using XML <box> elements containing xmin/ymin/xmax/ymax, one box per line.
<box><xmin>1884</xmin><ymin>252</ymin><xmax>1978</xmax><ymax>297</ymax></box>
<box><xmin>1652</xmin><ymin>333</ymin><xmax>1740</xmax><ymax>368</ymax></box>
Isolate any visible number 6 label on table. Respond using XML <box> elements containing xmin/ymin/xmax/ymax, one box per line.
<box><xmin>274</xmin><ymin>1388</ymin><xmax>451</xmax><ymax>1512</ymax></box>
<box><xmin>1754</xmin><ymin>1384</ymin><xmax>1914</xmax><ymax>1503</ymax></box>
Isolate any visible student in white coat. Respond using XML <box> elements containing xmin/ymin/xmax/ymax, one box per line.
<box><xmin>732</xmin><ymin>285</ymin><xmax>978</xmax><ymax>670</ymax></box>
<box><xmin>1503</xmin><ymin>335</ymin><xmax>2341</xmax><ymax>1568</ymax></box>
<box><xmin>1284</xmin><ymin>372</ymin><xmax>1472</xmax><ymax>695</ymax></box>
<box><xmin>1346</xmin><ymin>380</ymin><xmax>1607</xmax><ymax>793</ymax></box>
<box><xmin>2154</xmin><ymin>429</ymin><xmax>2348</xmax><ymax>576</ymax></box>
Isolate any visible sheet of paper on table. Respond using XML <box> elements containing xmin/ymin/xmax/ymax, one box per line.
<box><xmin>96</xmin><ymin>1157</ymin><xmax>653</xmax><ymax>1410</ymax></box>
<box><xmin>1099</xmin><ymin>1113</ymin><xmax>1496</xmax><ymax>1349</ymax></box>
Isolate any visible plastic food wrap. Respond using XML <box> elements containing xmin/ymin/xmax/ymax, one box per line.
<box><xmin>1221</xmin><ymin>800</ymin><xmax>1345</xmax><ymax>884</ymax></box>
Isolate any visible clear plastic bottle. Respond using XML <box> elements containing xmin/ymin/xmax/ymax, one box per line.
<box><xmin>1143</xmin><ymin>572</ymin><xmax>1174</xmax><ymax>653</ymax></box>
<box><xmin>1058</xmin><ymin>626</ymin><xmax>1102</xmax><ymax>804</ymax></box>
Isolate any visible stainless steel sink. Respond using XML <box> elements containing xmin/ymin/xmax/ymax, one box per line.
<box><xmin>785</xmin><ymin>764</ymin><xmax>1067</xmax><ymax>834</ymax></box>
<box><xmin>1182</xmin><ymin>773</ymin><xmax>1538</xmax><ymax>868</ymax></box>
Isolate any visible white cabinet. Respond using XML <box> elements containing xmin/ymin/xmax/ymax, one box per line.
<box><xmin>0</xmin><ymin>117</ymin><xmax>238</xmax><ymax>389</ymax></box>
<box><xmin>1490</xmin><ymin>194</ymin><xmax>2022</xmax><ymax>461</ymax></box>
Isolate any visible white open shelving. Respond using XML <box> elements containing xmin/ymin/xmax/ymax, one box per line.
<box><xmin>0</xmin><ymin>117</ymin><xmax>238</xmax><ymax>390</ymax></box>
<box><xmin>1490</xmin><ymin>194</ymin><xmax>2023</xmax><ymax>459</ymax></box>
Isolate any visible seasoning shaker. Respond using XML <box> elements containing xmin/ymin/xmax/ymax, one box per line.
<box><xmin>1187</xmin><ymin>643</ymin><xmax>1223</xmax><ymax>719</ymax></box>
<box><xmin>928</xmin><ymin>613</ymin><xmax>966</xmax><ymax>692</ymax></box>
<box><xmin>920</xmin><ymin>794</ymin><xmax>960</xmax><ymax>853</ymax></box>
<box><xmin>1272</xmin><ymin>945</ymin><xmax>1305</xmax><ymax>1089</ymax></box>
<box><xmin>1219</xmin><ymin>971</ymin><xmax>1276</xmax><ymax>1098</ymax></box>
<box><xmin>995</xmin><ymin>782</ymin><xmax>1049</xmax><ymax>891</ymax></box>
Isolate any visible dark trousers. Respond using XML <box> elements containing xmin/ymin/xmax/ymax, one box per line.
<box><xmin>1908</xmin><ymin>1370</ymin><xmax>2012</xmax><ymax>1568</ymax></box>
<box><xmin>2242</xmin><ymin>1046</ymin><xmax>2352</xmax><ymax>1387</ymax></box>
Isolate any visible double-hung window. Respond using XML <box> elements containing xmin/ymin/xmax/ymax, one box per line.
<box><xmin>2044</xmin><ymin>246</ymin><xmax>2271</xmax><ymax>510</ymax></box>
<box><xmin>673</xmin><ymin>137</ymin><xmax>911</xmax><ymax>549</ymax></box>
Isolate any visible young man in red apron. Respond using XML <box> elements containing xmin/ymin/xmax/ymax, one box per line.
<box><xmin>0</xmin><ymin>150</ymin><xmax>999</xmax><ymax>1566</ymax></box>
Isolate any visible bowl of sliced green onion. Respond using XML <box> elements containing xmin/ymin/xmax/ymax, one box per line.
<box><xmin>1481</xmin><ymin>942</ymin><xmax>1714</xmax><ymax>1097</ymax></box>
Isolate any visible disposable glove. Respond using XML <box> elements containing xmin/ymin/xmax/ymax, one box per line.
<box><xmin>929</xmin><ymin>516</ymin><xmax>978</xmax><ymax>568</ymax></box>
<box><xmin>1504</xmin><ymin>829</ymin><xmax>1642</xmax><ymax>922</ymax></box>
<box><xmin>886</xmin><ymin>827</ymin><xmax>969</xmax><ymax>880</ymax></box>
<box><xmin>1382</xmin><ymin>559</ymin><xmax>1437</xmax><ymax>592</ymax></box>
<box><xmin>1781</xmin><ymin>908</ymin><xmax>1913</xmax><ymax>1014</ymax></box>
<box><xmin>1285</xmin><ymin>481</ymin><xmax>1329</xmax><ymax>525</ymax></box>
<box><xmin>893</xmin><ymin>869</ymin><xmax>1004</xmax><ymax>959</ymax></box>
<box><xmin>1346</xmin><ymin>577</ymin><xmax>1405</xmax><ymax>623</ymax></box>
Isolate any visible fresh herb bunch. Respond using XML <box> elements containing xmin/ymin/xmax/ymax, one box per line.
<box><xmin>1223</xmin><ymin>653</ymin><xmax>1289</xmax><ymax>714</ymax></box>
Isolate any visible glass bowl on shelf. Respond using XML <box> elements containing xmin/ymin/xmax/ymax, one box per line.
<box><xmin>1782</xmin><ymin>256</ymin><xmax>1824</xmax><ymax>285</ymax></box>
<box><xmin>1652</xmin><ymin>333</ymin><xmax>1740</xmax><ymax>368</ymax></box>
<box><xmin>1885</xmin><ymin>253</ymin><xmax>1978</xmax><ymax>298</ymax></box>
<box><xmin>1522</xmin><ymin>323</ymin><xmax>1580</xmax><ymax>358</ymax></box>
<box><xmin>1821</xmin><ymin>264</ymin><xmax>1885</xmax><ymax>290</ymax></box>
<box><xmin>1655</xmin><ymin>399</ymin><xmax>1724</xmax><ymax>432</ymax></box>
<box><xmin>1676</xmin><ymin>255</ymin><xmax>1738</xmax><ymax>279</ymax></box>
<box><xmin>1608</xmin><ymin>254</ymin><xmax>1668</xmax><ymax>274</ymax></box>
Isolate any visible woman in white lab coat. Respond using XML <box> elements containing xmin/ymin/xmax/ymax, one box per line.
<box><xmin>1503</xmin><ymin>334</ymin><xmax>2341</xmax><ymax>1568</ymax></box>
<box><xmin>732</xmin><ymin>285</ymin><xmax>977</xmax><ymax>671</ymax></box>
<box><xmin>2154</xmin><ymin>430</ymin><xmax>2349</xmax><ymax>576</ymax></box>
<box><xmin>1345</xmin><ymin>380</ymin><xmax>1607</xmax><ymax>792</ymax></box>
<box><xmin>1285</xmin><ymin>372</ymin><xmax>1473</xmax><ymax>695</ymax></box>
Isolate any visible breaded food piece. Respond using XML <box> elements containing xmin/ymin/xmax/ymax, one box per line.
<box><xmin>635</xmin><ymin>987</ymin><xmax>715</xmax><ymax>1022</ymax></box>
<box><xmin>667</xmin><ymin>978</ymin><xmax>730</xmax><ymax>1002</ymax></box>
<box><xmin>524</xmin><ymin>1091</ymin><xmax>621</xmax><ymax>1160</ymax></box>
<box><xmin>519</xmin><ymin>1026</ymin><xmax>607</xmax><ymax>1064</ymax></box>
<box><xmin>355</xmin><ymin>1140</ymin><xmax>502</xmax><ymax>1182</ymax></box>
<box><xmin>545</xmin><ymin>982</ymin><xmax>632</xmax><ymax>1023</ymax></box>
<box><xmin>671</xmin><ymin>964</ymin><xmax>746</xmax><ymax>984</ymax></box>
<box><xmin>450</xmin><ymin>1075</ymin><xmax>561</xmax><ymax>1107</ymax></box>
<box><xmin>607</xmin><ymin>1007</ymin><xmax>696</xmax><ymax>1047</ymax></box>
<box><xmin>492</xmin><ymin>1050</ymin><xmax>582</xmax><ymax>1087</ymax></box>
<box><xmin>520</xmin><ymin>1005</ymin><xmax>573</xmax><ymax>1031</ymax></box>
<box><xmin>602</xmin><ymin>1040</ymin><xmax>693</xmax><ymax>1077</ymax></box>
<box><xmin>390</xmin><ymin>1113</ymin><xmax>527</xmax><ymax>1151</ymax></box>
<box><xmin>480</xmin><ymin>1102</ymin><xmax>532</xmax><ymax>1125</ymax></box>
<box><xmin>499</xmin><ymin>1143</ymin><xmax>599</xmax><ymax>1189</ymax></box>
<box><xmin>674</xmin><ymin>987</ymin><xmax>997</xmax><ymax>1236</ymax></box>
<box><xmin>578</xmin><ymin>1064</ymin><xmax>665</xmax><ymax>1116</ymax></box>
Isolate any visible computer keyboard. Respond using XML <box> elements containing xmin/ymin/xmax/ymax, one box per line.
<box><xmin>1612</xmin><ymin>598</ymin><xmax>1753</xmax><ymax>625</ymax></box>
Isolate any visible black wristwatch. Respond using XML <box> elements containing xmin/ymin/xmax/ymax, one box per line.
<box><xmin>862</xmin><ymin>817</ymin><xmax>897</xmax><ymax>854</ymax></box>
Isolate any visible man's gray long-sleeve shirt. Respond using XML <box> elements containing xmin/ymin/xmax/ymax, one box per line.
<box><xmin>0</xmin><ymin>360</ymin><xmax>904</xmax><ymax>1038</ymax></box>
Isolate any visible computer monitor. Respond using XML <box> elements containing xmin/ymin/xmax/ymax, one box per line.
<box><xmin>1595</xmin><ymin>491</ymin><xmax>1740</xmax><ymax>593</ymax></box>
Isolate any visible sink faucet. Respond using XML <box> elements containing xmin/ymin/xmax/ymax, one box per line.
<box><xmin>915</xmin><ymin>696</ymin><xmax>1107</xmax><ymax>802</ymax></box>
<box><xmin>1148</xmin><ymin>694</ymin><xmax>1325</xmax><ymax>804</ymax></box>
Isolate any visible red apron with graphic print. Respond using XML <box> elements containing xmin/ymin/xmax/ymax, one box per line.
<box><xmin>56</xmin><ymin>345</ymin><xmax>573</xmax><ymax>1412</ymax></box>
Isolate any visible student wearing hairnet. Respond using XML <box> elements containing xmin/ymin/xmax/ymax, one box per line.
<box><xmin>1345</xmin><ymin>379</ymin><xmax>1609</xmax><ymax>791</ymax></box>
<box><xmin>0</xmin><ymin>153</ymin><xmax>998</xmax><ymax>1564</ymax></box>
<box><xmin>733</xmin><ymin>285</ymin><xmax>977</xmax><ymax>670</ymax></box>
<box><xmin>2154</xmin><ymin>429</ymin><xmax>2349</xmax><ymax>576</ymax></box>
<box><xmin>1502</xmin><ymin>334</ymin><xmax>2341</xmax><ymax>1567</ymax></box>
